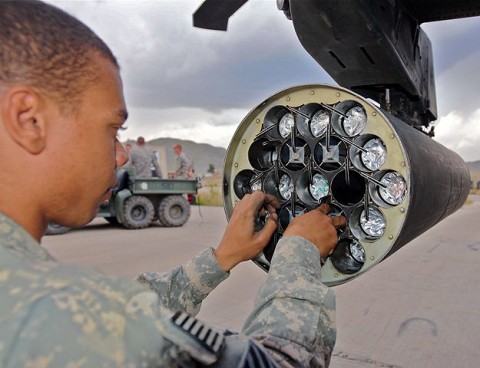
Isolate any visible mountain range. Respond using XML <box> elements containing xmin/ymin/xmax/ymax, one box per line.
<box><xmin>467</xmin><ymin>160</ymin><xmax>480</xmax><ymax>188</ymax></box>
<box><xmin>467</xmin><ymin>160</ymin><xmax>480</xmax><ymax>173</ymax></box>
<box><xmin>125</xmin><ymin>137</ymin><xmax>480</xmax><ymax>184</ymax></box>
<box><xmin>125</xmin><ymin>137</ymin><xmax>227</xmax><ymax>176</ymax></box>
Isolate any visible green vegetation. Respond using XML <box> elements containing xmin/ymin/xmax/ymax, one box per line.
<box><xmin>197</xmin><ymin>174</ymin><xmax>223</xmax><ymax>206</ymax></box>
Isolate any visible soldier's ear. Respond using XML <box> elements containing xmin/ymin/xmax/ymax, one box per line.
<box><xmin>2</xmin><ymin>86</ymin><xmax>47</xmax><ymax>154</ymax></box>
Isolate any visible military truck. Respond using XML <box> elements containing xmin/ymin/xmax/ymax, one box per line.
<box><xmin>46</xmin><ymin>169</ymin><xmax>200</xmax><ymax>234</ymax></box>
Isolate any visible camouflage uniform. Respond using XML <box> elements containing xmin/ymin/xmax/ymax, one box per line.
<box><xmin>0</xmin><ymin>211</ymin><xmax>336</xmax><ymax>367</ymax></box>
<box><xmin>175</xmin><ymin>152</ymin><xmax>193</xmax><ymax>179</ymax></box>
<box><xmin>130</xmin><ymin>145</ymin><xmax>163</xmax><ymax>178</ymax></box>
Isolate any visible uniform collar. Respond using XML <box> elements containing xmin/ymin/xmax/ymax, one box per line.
<box><xmin>0</xmin><ymin>212</ymin><xmax>54</xmax><ymax>261</ymax></box>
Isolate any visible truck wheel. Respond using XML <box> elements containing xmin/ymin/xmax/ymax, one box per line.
<box><xmin>45</xmin><ymin>223</ymin><xmax>70</xmax><ymax>235</ymax></box>
<box><xmin>105</xmin><ymin>217</ymin><xmax>119</xmax><ymax>225</ymax></box>
<box><xmin>158</xmin><ymin>195</ymin><xmax>191</xmax><ymax>227</ymax></box>
<box><xmin>123</xmin><ymin>195</ymin><xmax>154</xmax><ymax>229</ymax></box>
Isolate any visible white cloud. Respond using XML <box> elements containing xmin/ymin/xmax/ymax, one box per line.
<box><xmin>48</xmin><ymin>0</ymin><xmax>331</xmax><ymax>149</ymax></box>
<box><xmin>434</xmin><ymin>109</ymin><xmax>480</xmax><ymax>161</ymax></box>
<box><xmin>435</xmin><ymin>48</ymin><xmax>480</xmax><ymax>117</ymax></box>
<box><xmin>47</xmin><ymin>1</ymin><xmax>480</xmax><ymax>160</ymax></box>
<box><xmin>432</xmin><ymin>44</ymin><xmax>480</xmax><ymax>161</ymax></box>
<box><xmin>118</xmin><ymin>106</ymin><xmax>247</xmax><ymax>148</ymax></box>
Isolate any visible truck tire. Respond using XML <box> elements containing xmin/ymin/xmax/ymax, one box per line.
<box><xmin>105</xmin><ymin>217</ymin><xmax>119</xmax><ymax>225</ymax></box>
<box><xmin>123</xmin><ymin>195</ymin><xmax>154</xmax><ymax>229</ymax></box>
<box><xmin>45</xmin><ymin>223</ymin><xmax>70</xmax><ymax>235</ymax></box>
<box><xmin>158</xmin><ymin>195</ymin><xmax>191</xmax><ymax>227</ymax></box>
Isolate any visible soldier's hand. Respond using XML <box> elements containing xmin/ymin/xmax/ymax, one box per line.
<box><xmin>283</xmin><ymin>204</ymin><xmax>346</xmax><ymax>257</ymax></box>
<box><xmin>214</xmin><ymin>191</ymin><xmax>280</xmax><ymax>272</ymax></box>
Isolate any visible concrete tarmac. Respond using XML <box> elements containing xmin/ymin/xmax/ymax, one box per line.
<box><xmin>43</xmin><ymin>197</ymin><xmax>480</xmax><ymax>368</ymax></box>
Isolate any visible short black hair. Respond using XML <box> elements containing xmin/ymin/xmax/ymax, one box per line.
<box><xmin>0</xmin><ymin>0</ymin><xmax>118</xmax><ymax>111</ymax></box>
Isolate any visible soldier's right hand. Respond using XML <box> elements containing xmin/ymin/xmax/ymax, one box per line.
<box><xmin>214</xmin><ymin>191</ymin><xmax>280</xmax><ymax>272</ymax></box>
<box><xmin>283</xmin><ymin>204</ymin><xmax>346</xmax><ymax>258</ymax></box>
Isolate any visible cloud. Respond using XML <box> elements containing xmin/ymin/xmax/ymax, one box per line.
<box><xmin>47</xmin><ymin>0</ymin><xmax>333</xmax><ymax>148</ymax></box>
<box><xmin>47</xmin><ymin>0</ymin><xmax>480</xmax><ymax>159</ymax></box>
<box><xmin>434</xmin><ymin>109</ymin><xmax>480</xmax><ymax>162</ymax></box>
<box><xmin>50</xmin><ymin>0</ymin><xmax>330</xmax><ymax>112</ymax></box>
<box><xmin>117</xmin><ymin>106</ymin><xmax>245</xmax><ymax>148</ymax></box>
<box><xmin>431</xmin><ymin>43</ymin><xmax>480</xmax><ymax>161</ymax></box>
<box><xmin>434</xmin><ymin>47</ymin><xmax>480</xmax><ymax>117</ymax></box>
<box><xmin>423</xmin><ymin>17</ymin><xmax>480</xmax><ymax>72</ymax></box>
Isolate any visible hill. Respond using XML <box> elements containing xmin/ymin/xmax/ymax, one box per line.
<box><xmin>468</xmin><ymin>160</ymin><xmax>480</xmax><ymax>189</ymax></box>
<box><xmin>125</xmin><ymin>137</ymin><xmax>227</xmax><ymax>176</ymax></box>
<box><xmin>467</xmin><ymin>160</ymin><xmax>480</xmax><ymax>173</ymax></box>
<box><xmin>123</xmin><ymin>138</ymin><xmax>480</xmax><ymax>187</ymax></box>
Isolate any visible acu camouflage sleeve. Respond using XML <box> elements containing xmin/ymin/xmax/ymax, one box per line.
<box><xmin>0</xmin><ymin>264</ymin><xmax>223</xmax><ymax>367</ymax></box>
<box><xmin>136</xmin><ymin>247</ymin><xmax>229</xmax><ymax>316</ymax></box>
<box><xmin>242</xmin><ymin>236</ymin><xmax>336</xmax><ymax>368</ymax></box>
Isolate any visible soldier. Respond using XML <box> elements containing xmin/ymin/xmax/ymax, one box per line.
<box><xmin>130</xmin><ymin>136</ymin><xmax>163</xmax><ymax>178</ymax></box>
<box><xmin>173</xmin><ymin>143</ymin><xmax>194</xmax><ymax>178</ymax></box>
<box><xmin>0</xmin><ymin>1</ymin><xmax>346</xmax><ymax>367</ymax></box>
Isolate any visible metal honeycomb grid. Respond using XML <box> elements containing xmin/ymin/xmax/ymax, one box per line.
<box><xmin>223</xmin><ymin>84</ymin><xmax>411</xmax><ymax>286</ymax></box>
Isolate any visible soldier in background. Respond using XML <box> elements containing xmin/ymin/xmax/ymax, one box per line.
<box><xmin>125</xmin><ymin>142</ymin><xmax>133</xmax><ymax>154</ymax></box>
<box><xmin>122</xmin><ymin>142</ymin><xmax>133</xmax><ymax>168</ymax></box>
<box><xmin>173</xmin><ymin>143</ymin><xmax>194</xmax><ymax>178</ymax></box>
<box><xmin>0</xmin><ymin>2</ymin><xmax>346</xmax><ymax>367</ymax></box>
<box><xmin>130</xmin><ymin>136</ymin><xmax>163</xmax><ymax>178</ymax></box>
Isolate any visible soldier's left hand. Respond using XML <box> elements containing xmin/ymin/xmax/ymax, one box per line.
<box><xmin>214</xmin><ymin>191</ymin><xmax>280</xmax><ymax>272</ymax></box>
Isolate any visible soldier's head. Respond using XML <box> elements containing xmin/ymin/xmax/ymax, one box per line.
<box><xmin>0</xmin><ymin>1</ymin><xmax>128</xmax><ymax>239</ymax></box>
<box><xmin>0</xmin><ymin>0</ymin><xmax>119</xmax><ymax>112</ymax></box>
<box><xmin>173</xmin><ymin>144</ymin><xmax>183</xmax><ymax>155</ymax></box>
<box><xmin>137</xmin><ymin>136</ymin><xmax>146</xmax><ymax>146</ymax></box>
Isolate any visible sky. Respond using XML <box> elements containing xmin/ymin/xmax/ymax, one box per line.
<box><xmin>47</xmin><ymin>0</ymin><xmax>480</xmax><ymax>162</ymax></box>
